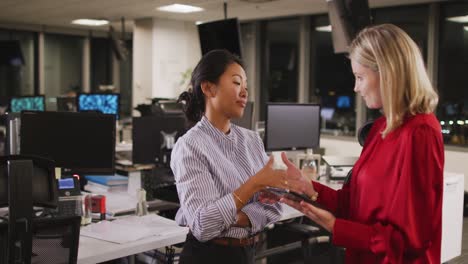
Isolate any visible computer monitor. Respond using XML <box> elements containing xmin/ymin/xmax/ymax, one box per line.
<box><xmin>232</xmin><ymin>101</ymin><xmax>254</xmax><ymax>130</ymax></box>
<box><xmin>0</xmin><ymin>155</ymin><xmax>58</xmax><ymax>208</ymax></box>
<box><xmin>133</xmin><ymin>116</ymin><xmax>186</xmax><ymax>165</ymax></box>
<box><xmin>20</xmin><ymin>111</ymin><xmax>116</xmax><ymax>175</ymax></box>
<box><xmin>198</xmin><ymin>18</ymin><xmax>243</xmax><ymax>57</ymax></box>
<box><xmin>10</xmin><ymin>95</ymin><xmax>45</xmax><ymax>113</ymax></box>
<box><xmin>336</xmin><ymin>95</ymin><xmax>351</xmax><ymax>109</ymax></box>
<box><xmin>77</xmin><ymin>93</ymin><xmax>120</xmax><ymax>118</ymax></box>
<box><xmin>265</xmin><ymin>103</ymin><xmax>321</xmax><ymax>151</ymax></box>
<box><xmin>56</xmin><ymin>97</ymin><xmax>77</xmax><ymax>112</ymax></box>
<box><xmin>320</xmin><ymin>107</ymin><xmax>335</xmax><ymax>121</ymax></box>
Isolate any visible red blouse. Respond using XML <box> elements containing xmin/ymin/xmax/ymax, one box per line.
<box><xmin>313</xmin><ymin>113</ymin><xmax>444</xmax><ymax>263</ymax></box>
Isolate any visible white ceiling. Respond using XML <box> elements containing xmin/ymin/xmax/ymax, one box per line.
<box><xmin>0</xmin><ymin>0</ymin><xmax>445</xmax><ymax>32</ymax></box>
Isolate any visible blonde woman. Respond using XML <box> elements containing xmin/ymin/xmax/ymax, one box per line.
<box><xmin>281</xmin><ymin>24</ymin><xmax>444</xmax><ymax>263</ymax></box>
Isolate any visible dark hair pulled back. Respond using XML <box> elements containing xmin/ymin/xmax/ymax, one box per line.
<box><xmin>178</xmin><ymin>49</ymin><xmax>243</xmax><ymax>123</ymax></box>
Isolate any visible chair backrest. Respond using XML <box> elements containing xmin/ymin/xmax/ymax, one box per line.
<box><xmin>0</xmin><ymin>221</ymin><xmax>7</xmax><ymax>263</ymax></box>
<box><xmin>31</xmin><ymin>216</ymin><xmax>81</xmax><ymax>264</ymax></box>
<box><xmin>0</xmin><ymin>216</ymin><xmax>80</xmax><ymax>264</ymax></box>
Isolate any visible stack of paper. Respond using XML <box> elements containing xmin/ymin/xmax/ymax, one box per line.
<box><xmin>81</xmin><ymin>214</ymin><xmax>188</xmax><ymax>244</ymax></box>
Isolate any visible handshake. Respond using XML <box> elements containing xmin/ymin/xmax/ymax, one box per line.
<box><xmin>257</xmin><ymin>151</ymin><xmax>318</xmax><ymax>205</ymax></box>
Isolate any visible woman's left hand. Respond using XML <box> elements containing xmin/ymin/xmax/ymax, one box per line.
<box><xmin>281</xmin><ymin>198</ymin><xmax>336</xmax><ymax>233</ymax></box>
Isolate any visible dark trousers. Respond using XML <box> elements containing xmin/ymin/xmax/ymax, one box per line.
<box><xmin>179</xmin><ymin>234</ymin><xmax>255</xmax><ymax>264</ymax></box>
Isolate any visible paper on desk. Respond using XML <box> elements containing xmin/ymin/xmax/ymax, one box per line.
<box><xmin>81</xmin><ymin>221</ymin><xmax>153</xmax><ymax>244</ymax></box>
<box><xmin>81</xmin><ymin>214</ymin><xmax>188</xmax><ymax>244</ymax></box>
<box><xmin>114</xmin><ymin>214</ymin><xmax>187</xmax><ymax>236</ymax></box>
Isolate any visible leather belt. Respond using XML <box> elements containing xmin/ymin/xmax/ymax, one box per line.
<box><xmin>210</xmin><ymin>235</ymin><xmax>260</xmax><ymax>247</ymax></box>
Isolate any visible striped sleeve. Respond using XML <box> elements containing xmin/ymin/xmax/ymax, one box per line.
<box><xmin>241</xmin><ymin>133</ymin><xmax>282</xmax><ymax>233</ymax></box>
<box><xmin>171</xmin><ymin>138</ymin><xmax>237</xmax><ymax>242</ymax></box>
<box><xmin>241</xmin><ymin>193</ymin><xmax>282</xmax><ymax>233</ymax></box>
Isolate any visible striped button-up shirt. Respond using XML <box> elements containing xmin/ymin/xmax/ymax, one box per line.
<box><xmin>170</xmin><ymin>116</ymin><xmax>282</xmax><ymax>242</ymax></box>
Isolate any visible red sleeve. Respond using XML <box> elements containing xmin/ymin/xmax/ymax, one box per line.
<box><xmin>331</xmin><ymin>124</ymin><xmax>444</xmax><ymax>262</ymax></box>
<box><xmin>312</xmin><ymin>181</ymin><xmax>351</xmax><ymax>218</ymax></box>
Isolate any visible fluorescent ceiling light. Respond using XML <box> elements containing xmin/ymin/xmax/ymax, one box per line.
<box><xmin>157</xmin><ymin>4</ymin><xmax>203</xmax><ymax>13</ymax></box>
<box><xmin>316</xmin><ymin>25</ymin><xmax>332</xmax><ymax>32</ymax></box>
<box><xmin>72</xmin><ymin>19</ymin><xmax>109</xmax><ymax>26</ymax></box>
<box><xmin>195</xmin><ymin>21</ymin><xmax>204</xmax><ymax>25</ymax></box>
<box><xmin>465</xmin><ymin>26</ymin><xmax>468</xmax><ymax>32</ymax></box>
<box><xmin>447</xmin><ymin>15</ymin><xmax>468</xmax><ymax>23</ymax></box>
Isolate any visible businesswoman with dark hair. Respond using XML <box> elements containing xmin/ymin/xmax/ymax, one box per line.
<box><xmin>280</xmin><ymin>24</ymin><xmax>444</xmax><ymax>264</ymax></box>
<box><xmin>171</xmin><ymin>49</ymin><xmax>295</xmax><ymax>264</ymax></box>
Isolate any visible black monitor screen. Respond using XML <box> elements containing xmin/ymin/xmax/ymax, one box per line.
<box><xmin>133</xmin><ymin>116</ymin><xmax>186</xmax><ymax>164</ymax></box>
<box><xmin>77</xmin><ymin>93</ymin><xmax>119</xmax><ymax>118</ymax></box>
<box><xmin>336</xmin><ymin>95</ymin><xmax>351</xmax><ymax>109</ymax></box>
<box><xmin>20</xmin><ymin>111</ymin><xmax>116</xmax><ymax>174</ymax></box>
<box><xmin>232</xmin><ymin>102</ymin><xmax>254</xmax><ymax>130</ymax></box>
<box><xmin>10</xmin><ymin>96</ymin><xmax>45</xmax><ymax>113</ymax></box>
<box><xmin>265</xmin><ymin>104</ymin><xmax>320</xmax><ymax>151</ymax></box>
<box><xmin>198</xmin><ymin>18</ymin><xmax>242</xmax><ymax>57</ymax></box>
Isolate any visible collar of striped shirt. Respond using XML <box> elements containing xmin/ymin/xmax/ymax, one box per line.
<box><xmin>199</xmin><ymin>116</ymin><xmax>237</xmax><ymax>142</ymax></box>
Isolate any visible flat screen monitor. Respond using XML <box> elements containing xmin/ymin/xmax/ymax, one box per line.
<box><xmin>133</xmin><ymin>116</ymin><xmax>186</xmax><ymax>165</ymax></box>
<box><xmin>320</xmin><ymin>107</ymin><xmax>335</xmax><ymax>120</ymax></box>
<box><xmin>10</xmin><ymin>96</ymin><xmax>45</xmax><ymax>113</ymax></box>
<box><xmin>0</xmin><ymin>155</ymin><xmax>58</xmax><ymax>208</ymax></box>
<box><xmin>198</xmin><ymin>18</ymin><xmax>243</xmax><ymax>57</ymax></box>
<box><xmin>336</xmin><ymin>95</ymin><xmax>351</xmax><ymax>109</ymax></box>
<box><xmin>20</xmin><ymin>111</ymin><xmax>116</xmax><ymax>175</ymax></box>
<box><xmin>232</xmin><ymin>101</ymin><xmax>254</xmax><ymax>130</ymax></box>
<box><xmin>56</xmin><ymin>97</ymin><xmax>77</xmax><ymax>112</ymax></box>
<box><xmin>265</xmin><ymin>103</ymin><xmax>320</xmax><ymax>151</ymax></box>
<box><xmin>77</xmin><ymin>93</ymin><xmax>120</xmax><ymax>118</ymax></box>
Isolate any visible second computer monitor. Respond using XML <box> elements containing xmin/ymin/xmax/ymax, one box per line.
<box><xmin>265</xmin><ymin>103</ymin><xmax>320</xmax><ymax>151</ymax></box>
<box><xmin>10</xmin><ymin>96</ymin><xmax>45</xmax><ymax>113</ymax></box>
<box><xmin>77</xmin><ymin>93</ymin><xmax>119</xmax><ymax>118</ymax></box>
<box><xmin>133</xmin><ymin>116</ymin><xmax>186</xmax><ymax>165</ymax></box>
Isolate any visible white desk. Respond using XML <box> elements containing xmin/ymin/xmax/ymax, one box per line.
<box><xmin>78</xmin><ymin>219</ymin><xmax>188</xmax><ymax>264</ymax></box>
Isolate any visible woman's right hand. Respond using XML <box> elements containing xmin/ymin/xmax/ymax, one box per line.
<box><xmin>280</xmin><ymin>152</ymin><xmax>318</xmax><ymax>199</ymax></box>
<box><xmin>254</xmin><ymin>156</ymin><xmax>289</xmax><ymax>190</ymax></box>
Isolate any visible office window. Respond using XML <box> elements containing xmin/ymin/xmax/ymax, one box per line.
<box><xmin>438</xmin><ymin>2</ymin><xmax>468</xmax><ymax>147</ymax></box>
<box><xmin>366</xmin><ymin>5</ymin><xmax>430</xmax><ymax>121</ymax></box>
<box><xmin>0</xmin><ymin>29</ymin><xmax>36</xmax><ymax>97</ymax></box>
<box><xmin>260</xmin><ymin>18</ymin><xmax>300</xmax><ymax>119</ymax></box>
<box><xmin>44</xmin><ymin>33</ymin><xmax>84</xmax><ymax>97</ymax></box>
<box><xmin>310</xmin><ymin>15</ymin><xmax>355</xmax><ymax>136</ymax></box>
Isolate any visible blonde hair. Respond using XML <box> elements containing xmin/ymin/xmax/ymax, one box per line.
<box><xmin>349</xmin><ymin>24</ymin><xmax>438</xmax><ymax>137</ymax></box>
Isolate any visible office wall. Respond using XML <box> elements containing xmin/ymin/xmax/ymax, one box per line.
<box><xmin>133</xmin><ymin>18</ymin><xmax>154</xmax><ymax>115</ymax></box>
<box><xmin>153</xmin><ymin>18</ymin><xmax>201</xmax><ymax>99</ymax></box>
<box><xmin>321</xmin><ymin>136</ymin><xmax>468</xmax><ymax>191</ymax></box>
<box><xmin>132</xmin><ymin>18</ymin><xmax>200</xmax><ymax>115</ymax></box>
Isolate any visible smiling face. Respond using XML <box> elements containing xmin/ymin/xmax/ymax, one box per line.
<box><xmin>351</xmin><ymin>59</ymin><xmax>382</xmax><ymax>109</ymax></box>
<box><xmin>205</xmin><ymin>62</ymin><xmax>248</xmax><ymax>119</ymax></box>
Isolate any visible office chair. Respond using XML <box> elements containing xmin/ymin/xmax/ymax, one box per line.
<box><xmin>31</xmin><ymin>216</ymin><xmax>81</xmax><ymax>264</ymax></box>
<box><xmin>0</xmin><ymin>216</ymin><xmax>80</xmax><ymax>264</ymax></box>
<box><xmin>0</xmin><ymin>220</ymin><xmax>7</xmax><ymax>263</ymax></box>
